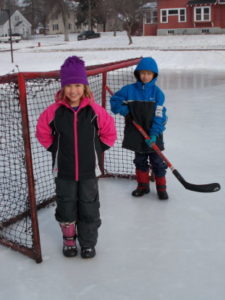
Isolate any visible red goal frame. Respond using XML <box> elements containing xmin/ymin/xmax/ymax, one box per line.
<box><xmin>0</xmin><ymin>57</ymin><xmax>141</xmax><ymax>263</ymax></box>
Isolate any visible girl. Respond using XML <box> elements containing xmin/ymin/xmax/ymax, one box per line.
<box><xmin>110</xmin><ymin>57</ymin><xmax>168</xmax><ymax>200</ymax></box>
<box><xmin>36</xmin><ymin>56</ymin><xmax>116</xmax><ymax>258</ymax></box>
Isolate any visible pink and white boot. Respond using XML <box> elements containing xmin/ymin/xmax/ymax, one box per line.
<box><xmin>60</xmin><ymin>222</ymin><xmax>78</xmax><ymax>257</ymax></box>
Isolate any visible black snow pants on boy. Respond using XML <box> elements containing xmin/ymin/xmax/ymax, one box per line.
<box><xmin>55</xmin><ymin>177</ymin><xmax>101</xmax><ymax>248</ymax></box>
<box><xmin>134</xmin><ymin>152</ymin><xmax>167</xmax><ymax>176</ymax></box>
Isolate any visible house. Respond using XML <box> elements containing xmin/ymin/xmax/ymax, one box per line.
<box><xmin>97</xmin><ymin>15</ymin><xmax>123</xmax><ymax>33</ymax></box>
<box><xmin>142</xmin><ymin>2</ymin><xmax>158</xmax><ymax>36</ymax></box>
<box><xmin>143</xmin><ymin>0</ymin><xmax>225</xmax><ymax>35</ymax></box>
<box><xmin>0</xmin><ymin>10</ymin><xmax>31</xmax><ymax>39</ymax></box>
<box><xmin>46</xmin><ymin>1</ymin><xmax>84</xmax><ymax>34</ymax></box>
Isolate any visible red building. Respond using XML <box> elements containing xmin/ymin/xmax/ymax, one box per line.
<box><xmin>143</xmin><ymin>0</ymin><xmax>225</xmax><ymax>35</ymax></box>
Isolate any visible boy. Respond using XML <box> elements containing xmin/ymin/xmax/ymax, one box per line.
<box><xmin>110</xmin><ymin>57</ymin><xmax>168</xmax><ymax>200</ymax></box>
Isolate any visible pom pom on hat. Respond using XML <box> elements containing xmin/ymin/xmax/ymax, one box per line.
<box><xmin>60</xmin><ymin>56</ymin><xmax>89</xmax><ymax>87</ymax></box>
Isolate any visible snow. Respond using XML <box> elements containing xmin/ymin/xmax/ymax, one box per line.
<box><xmin>1</xmin><ymin>31</ymin><xmax>225</xmax><ymax>75</ymax></box>
<box><xmin>0</xmin><ymin>32</ymin><xmax>225</xmax><ymax>300</ymax></box>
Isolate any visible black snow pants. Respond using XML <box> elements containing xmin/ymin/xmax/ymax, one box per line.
<box><xmin>134</xmin><ymin>152</ymin><xmax>167</xmax><ymax>177</ymax></box>
<box><xmin>55</xmin><ymin>177</ymin><xmax>101</xmax><ymax>248</ymax></box>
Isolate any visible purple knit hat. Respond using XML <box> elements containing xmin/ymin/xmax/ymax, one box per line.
<box><xmin>60</xmin><ymin>56</ymin><xmax>89</xmax><ymax>87</ymax></box>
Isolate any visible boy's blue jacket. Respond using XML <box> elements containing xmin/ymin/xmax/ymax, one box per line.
<box><xmin>110</xmin><ymin>57</ymin><xmax>167</xmax><ymax>153</ymax></box>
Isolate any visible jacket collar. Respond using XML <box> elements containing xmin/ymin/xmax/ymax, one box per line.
<box><xmin>135</xmin><ymin>77</ymin><xmax>156</xmax><ymax>89</ymax></box>
<box><xmin>55</xmin><ymin>90</ymin><xmax>93</xmax><ymax>110</ymax></box>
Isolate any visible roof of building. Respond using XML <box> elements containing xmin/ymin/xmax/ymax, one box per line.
<box><xmin>187</xmin><ymin>0</ymin><xmax>216</xmax><ymax>5</ymax></box>
<box><xmin>0</xmin><ymin>10</ymin><xmax>31</xmax><ymax>27</ymax></box>
<box><xmin>143</xmin><ymin>2</ymin><xmax>157</xmax><ymax>9</ymax></box>
<box><xmin>0</xmin><ymin>10</ymin><xmax>15</xmax><ymax>25</ymax></box>
<box><xmin>0</xmin><ymin>11</ymin><xmax>9</xmax><ymax>25</ymax></box>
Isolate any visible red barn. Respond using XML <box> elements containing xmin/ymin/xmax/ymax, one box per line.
<box><xmin>143</xmin><ymin>0</ymin><xmax>225</xmax><ymax>35</ymax></box>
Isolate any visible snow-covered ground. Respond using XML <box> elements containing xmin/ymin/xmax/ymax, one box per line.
<box><xmin>0</xmin><ymin>32</ymin><xmax>225</xmax><ymax>300</ymax></box>
<box><xmin>0</xmin><ymin>31</ymin><xmax>225</xmax><ymax>75</ymax></box>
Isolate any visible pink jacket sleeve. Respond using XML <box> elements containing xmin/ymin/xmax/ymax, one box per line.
<box><xmin>92</xmin><ymin>102</ymin><xmax>117</xmax><ymax>147</ymax></box>
<box><xmin>36</xmin><ymin>103</ymin><xmax>58</xmax><ymax>149</ymax></box>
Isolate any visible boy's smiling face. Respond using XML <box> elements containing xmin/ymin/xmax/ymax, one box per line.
<box><xmin>139</xmin><ymin>70</ymin><xmax>155</xmax><ymax>83</ymax></box>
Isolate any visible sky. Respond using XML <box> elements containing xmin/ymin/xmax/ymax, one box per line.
<box><xmin>0</xmin><ymin>32</ymin><xmax>225</xmax><ymax>300</ymax></box>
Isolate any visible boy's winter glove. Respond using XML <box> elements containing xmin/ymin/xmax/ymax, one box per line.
<box><xmin>145</xmin><ymin>135</ymin><xmax>157</xmax><ymax>148</ymax></box>
<box><xmin>119</xmin><ymin>105</ymin><xmax>129</xmax><ymax>117</ymax></box>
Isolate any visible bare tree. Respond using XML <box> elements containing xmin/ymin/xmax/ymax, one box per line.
<box><xmin>56</xmin><ymin>0</ymin><xmax>69</xmax><ymax>41</ymax></box>
<box><xmin>93</xmin><ymin>0</ymin><xmax>111</xmax><ymax>32</ymax></box>
<box><xmin>76</xmin><ymin>0</ymin><xmax>99</xmax><ymax>30</ymax></box>
<box><xmin>53</xmin><ymin>0</ymin><xmax>79</xmax><ymax>41</ymax></box>
<box><xmin>0</xmin><ymin>0</ymin><xmax>5</xmax><ymax>9</ymax></box>
<box><xmin>37</xmin><ymin>0</ymin><xmax>54</xmax><ymax>34</ymax></box>
<box><xmin>21</xmin><ymin>0</ymin><xmax>47</xmax><ymax>34</ymax></box>
<box><xmin>1</xmin><ymin>0</ymin><xmax>18</xmax><ymax>10</ymax></box>
<box><xmin>111</xmin><ymin>0</ymin><xmax>148</xmax><ymax>44</ymax></box>
<box><xmin>20</xmin><ymin>0</ymin><xmax>73</xmax><ymax>40</ymax></box>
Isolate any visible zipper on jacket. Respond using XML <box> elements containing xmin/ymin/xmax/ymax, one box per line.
<box><xmin>53</xmin><ymin>119</ymin><xmax>60</xmax><ymax>177</ymax></box>
<box><xmin>53</xmin><ymin>133</ymin><xmax>60</xmax><ymax>177</ymax></box>
<box><xmin>93</xmin><ymin>125</ymin><xmax>101</xmax><ymax>177</ymax></box>
<box><xmin>74</xmin><ymin>112</ymin><xmax>79</xmax><ymax>181</ymax></box>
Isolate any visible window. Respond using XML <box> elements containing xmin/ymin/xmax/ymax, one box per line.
<box><xmin>179</xmin><ymin>9</ymin><xmax>186</xmax><ymax>22</ymax></box>
<box><xmin>145</xmin><ymin>11</ymin><xmax>151</xmax><ymax>24</ymax></box>
<box><xmin>153</xmin><ymin>10</ymin><xmax>157</xmax><ymax>23</ymax></box>
<box><xmin>194</xmin><ymin>7</ymin><xmax>211</xmax><ymax>22</ymax></box>
<box><xmin>168</xmin><ymin>10</ymin><xmax>178</xmax><ymax>15</ymax></box>
<box><xmin>161</xmin><ymin>10</ymin><xmax>168</xmax><ymax>23</ymax></box>
<box><xmin>144</xmin><ymin>9</ymin><xmax>157</xmax><ymax>24</ymax></box>
<box><xmin>161</xmin><ymin>8</ymin><xmax>186</xmax><ymax>23</ymax></box>
<box><xmin>218</xmin><ymin>0</ymin><xmax>225</xmax><ymax>4</ymax></box>
<box><xmin>52</xmin><ymin>24</ymin><xmax>59</xmax><ymax>31</ymax></box>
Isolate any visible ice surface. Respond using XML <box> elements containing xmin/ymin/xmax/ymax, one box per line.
<box><xmin>0</xmin><ymin>33</ymin><xmax>225</xmax><ymax>300</ymax></box>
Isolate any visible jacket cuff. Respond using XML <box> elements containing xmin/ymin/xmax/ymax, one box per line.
<box><xmin>149</xmin><ymin>131</ymin><xmax>159</xmax><ymax>137</ymax></box>
<box><xmin>100</xmin><ymin>142</ymin><xmax>110</xmax><ymax>151</ymax></box>
<box><xmin>119</xmin><ymin>105</ymin><xmax>129</xmax><ymax>116</ymax></box>
<box><xmin>47</xmin><ymin>144</ymin><xmax>54</xmax><ymax>152</ymax></box>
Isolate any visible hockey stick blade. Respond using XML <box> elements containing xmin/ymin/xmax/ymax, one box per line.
<box><xmin>131</xmin><ymin>120</ymin><xmax>221</xmax><ymax>193</ymax></box>
<box><xmin>172</xmin><ymin>169</ymin><xmax>221</xmax><ymax>193</ymax></box>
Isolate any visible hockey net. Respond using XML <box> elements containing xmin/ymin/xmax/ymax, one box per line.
<box><xmin>0</xmin><ymin>57</ymin><xmax>140</xmax><ymax>262</ymax></box>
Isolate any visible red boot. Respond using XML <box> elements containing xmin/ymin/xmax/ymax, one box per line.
<box><xmin>132</xmin><ymin>169</ymin><xmax>150</xmax><ymax>197</ymax></box>
<box><xmin>155</xmin><ymin>176</ymin><xmax>169</xmax><ymax>200</ymax></box>
<box><xmin>60</xmin><ymin>222</ymin><xmax>78</xmax><ymax>257</ymax></box>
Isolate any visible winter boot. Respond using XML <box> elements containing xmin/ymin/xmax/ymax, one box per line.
<box><xmin>60</xmin><ymin>222</ymin><xmax>78</xmax><ymax>257</ymax></box>
<box><xmin>155</xmin><ymin>176</ymin><xmax>169</xmax><ymax>200</ymax></box>
<box><xmin>81</xmin><ymin>247</ymin><xmax>96</xmax><ymax>259</ymax></box>
<box><xmin>132</xmin><ymin>169</ymin><xmax>150</xmax><ymax>197</ymax></box>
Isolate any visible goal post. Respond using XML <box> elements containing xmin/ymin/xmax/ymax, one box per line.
<box><xmin>0</xmin><ymin>57</ymin><xmax>141</xmax><ymax>262</ymax></box>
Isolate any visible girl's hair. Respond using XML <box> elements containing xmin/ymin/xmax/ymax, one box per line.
<box><xmin>60</xmin><ymin>84</ymin><xmax>93</xmax><ymax>103</ymax></box>
<box><xmin>83</xmin><ymin>85</ymin><xmax>93</xmax><ymax>99</ymax></box>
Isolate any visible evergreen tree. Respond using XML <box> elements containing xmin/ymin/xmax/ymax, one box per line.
<box><xmin>76</xmin><ymin>0</ymin><xmax>99</xmax><ymax>30</ymax></box>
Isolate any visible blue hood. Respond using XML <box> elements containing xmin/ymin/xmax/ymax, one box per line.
<box><xmin>134</xmin><ymin>57</ymin><xmax>158</xmax><ymax>81</ymax></box>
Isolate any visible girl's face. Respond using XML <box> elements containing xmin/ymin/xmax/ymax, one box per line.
<box><xmin>139</xmin><ymin>70</ymin><xmax>155</xmax><ymax>84</ymax></box>
<box><xmin>64</xmin><ymin>83</ymin><xmax>84</xmax><ymax>107</ymax></box>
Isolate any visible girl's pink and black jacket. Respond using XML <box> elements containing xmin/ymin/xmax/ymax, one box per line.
<box><xmin>36</xmin><ymin>94</ymin><xmax>117</xmax><ymax>181</ymax></box>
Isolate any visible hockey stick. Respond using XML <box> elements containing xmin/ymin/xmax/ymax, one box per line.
<box><xmin>132</xmin><ymin>121</ymin><xmax>220</xmax><ymax>193</ymax></box>
<box><xmin>105</xmin><ymin>85</ymin><xmax>220</xmax><ymax>193</ymax></box>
